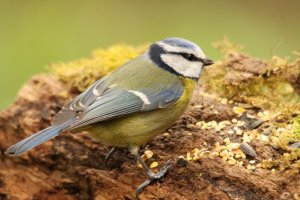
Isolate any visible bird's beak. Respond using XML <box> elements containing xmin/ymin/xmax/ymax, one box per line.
<box><xmin>203</xmin><ymin>58</ymin><xmax>214</xmax><ymax>66</ymax></box>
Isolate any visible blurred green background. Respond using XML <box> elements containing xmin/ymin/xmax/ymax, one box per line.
<box><xmin>0</xmin><ymin>0</ymin><xmax>299</xmax><ymax>110</ymax></box>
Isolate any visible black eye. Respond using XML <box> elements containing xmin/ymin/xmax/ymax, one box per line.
<box><xmin>182</xmin><ymin>53</ymin><xmax>196</xmax><ymax>61</ymax></box>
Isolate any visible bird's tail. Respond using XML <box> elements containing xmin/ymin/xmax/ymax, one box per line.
<box><xmin>5</xmin><ymin>123</ymin><xmax>68</xmax><ymax>156</ymax></box>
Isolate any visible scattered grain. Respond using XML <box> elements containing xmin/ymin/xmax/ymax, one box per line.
<box><xmin>150</xmin><ymin>162</ymin><xmax>158</xmax><ymax>169</ymax></box>
<box><xmin>143</xmin><ymin>150</ymin><xmax>153</xmax><ymax>160</ymax></box>
<box><xmin>233</xmin><ymin>106</ymin><xmax>246</xmax><ymax>115</ymax></box>
<box><xmin>228</xmin><ymin>159</ymin><xmax>237</xmax><ymax>165</ymax></box>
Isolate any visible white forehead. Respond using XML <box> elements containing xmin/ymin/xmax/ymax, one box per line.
<box><xmin>157</xmin><ymin>38</ymin><xmax>206</xmax><ymax>58</ymax></box>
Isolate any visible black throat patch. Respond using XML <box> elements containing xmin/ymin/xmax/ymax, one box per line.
<box><xmin>148</xmin><ymin>44</ymin><xmax>181</xmax><ymax>77</ymax></box>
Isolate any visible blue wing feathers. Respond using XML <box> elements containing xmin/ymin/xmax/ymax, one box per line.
<box><xmin>5</xmin><ymin>123</ymin><xmax>68</xmax><ymax>155</ymax></box>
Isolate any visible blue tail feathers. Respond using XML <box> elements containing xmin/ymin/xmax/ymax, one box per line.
<box><xmin>5</xmin><ymin>124</ymin><xmax>66</xmax><ymax>155</ymax></box>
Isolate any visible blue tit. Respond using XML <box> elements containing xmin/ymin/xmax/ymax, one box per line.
<box><xmin>6</xmin><ymin>37</ymin><xmax>213</xmax><ymax>198</ymax></box>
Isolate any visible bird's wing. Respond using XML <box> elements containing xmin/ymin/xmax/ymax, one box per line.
<box><xmin>51</xmin><ymin>56</ymin><xmax>185</xmax><ymax>129</ymax></box>
<box><xmin>68</xmin><ymin>83</ymin><xmax>184</xmax><ymax>130</ymax></box>
<box><xmin>51</xmin><ymin>77</ymin><xmax>109</xmax><ymax>126</ymax></box>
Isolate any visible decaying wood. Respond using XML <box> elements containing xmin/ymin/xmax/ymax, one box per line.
<box><xmin>0</xmin><ymin>74</ymin><xmax>299</xmax><ymax>200</ymax></box>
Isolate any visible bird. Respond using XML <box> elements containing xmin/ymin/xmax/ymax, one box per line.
<box><xmin>5</xmin><ymin>37</ymin><xmax>213</xmax><ymax>198</ymax></box>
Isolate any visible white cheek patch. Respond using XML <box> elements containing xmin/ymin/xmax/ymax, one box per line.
<box><xmin>128</xmin><ymin>90</ymin><xmax>151</xmax><ymax>105</ymax></box>
<box><xmin>161</xmin><ymin>54</ymin><xmax>202</xmax><ymax>78</ymax></box>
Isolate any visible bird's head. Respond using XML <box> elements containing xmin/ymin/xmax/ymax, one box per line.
<box><xmin>146</xmin><ymin>37</ymin><xmax>214</xmax><ymax>79</ymax></box>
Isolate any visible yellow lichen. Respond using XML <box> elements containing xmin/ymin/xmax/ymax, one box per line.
<box><xmin>50</xmin><ymin>43</ymin><xmax>148</xmax><ymax>91</ymax></box>
<box><xmin>213</xmin><ymin>37</ymin><xmax>243</xmax><ymax>56</ymax></box>
<box><xmin>201</xmin><ymin>39</ymin><xmax>300</xmax><ymax>112</ymax></box>
<box><xmin>265</xmin><ymin>119</ymin><xmax>299</xmax><ymax>150</ymax></box>
<box><xmin>261</xmin><ymin>149</ymin><xmax>300</xmax><ymax>176</ymax></box>
<box><xmin>292</xmin><ymin>115</ymin><xmax>300</xmax><ymax>139</ymax></box>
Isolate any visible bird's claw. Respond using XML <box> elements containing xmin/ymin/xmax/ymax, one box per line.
<box><xmin>135</xmin><ymin>159</ymin><xmax>172</xmax><ymax>199</ymax></box>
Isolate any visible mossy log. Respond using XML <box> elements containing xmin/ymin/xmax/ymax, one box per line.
<box><xmin>0</xmin><ymin>43</ymin><xmax>299</xmax><ymax>200</ymax></box>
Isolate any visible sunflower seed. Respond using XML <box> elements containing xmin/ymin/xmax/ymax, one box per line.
<box><xmin>289</xmin><ymin>141</ymin><xmax>300</xmax><ymax>149</ymax></box>
<box><xmin>240</xmin><ymin>143</ymin><xmax>257</xmax><ymax>157</ymax></box>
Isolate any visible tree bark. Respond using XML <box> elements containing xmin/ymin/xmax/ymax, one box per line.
<box><xmin>0</xmin><ymin>74</ymin><xmax>299</xmax><ymax>200</ymax></box>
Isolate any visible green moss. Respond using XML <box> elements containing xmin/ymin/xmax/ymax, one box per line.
<box><xmin>202</xmin><ymin>39</ymin><xmax>300</xmax><ymax>174</ymax></box>
<box><xmin>292</xmin><ymin>116</ymin><xmax>300</xmax><ymax>139</ymax></box>
<box><xmin>213</xmin><ymin>37</ymin><xmax>243</xmax><ymax>56</ymax></box>
<box><xmin>262</xmin><ymin>149</ymin><xmax>300</xmax><ymax>175</ymax></box>
<box><xmin>50</xmin><ymin>43</ymin><xmax>148</xmax><ymax>91</ymax></box>
<box><xmin>201</xmin><ymin>39</ymin><xmax>300</xmax><ymax>112</ymax></box>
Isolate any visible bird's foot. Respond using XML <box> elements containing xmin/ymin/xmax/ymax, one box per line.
<box><xmin>135</xmin><ymin>160</ymin><xmax>172</xmax><ymax>199</ymax></box>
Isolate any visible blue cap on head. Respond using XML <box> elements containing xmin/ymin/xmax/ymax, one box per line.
<box><xmin>162</xmin><ymin>37</ymin><xmax>198</xmax><ymax>50</ymax></box>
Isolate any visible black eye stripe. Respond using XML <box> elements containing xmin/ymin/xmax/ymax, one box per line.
<box><xmin>168</xmin><ymin>52</ymin><xmax>203</xmax><ymax>62</ymax></box>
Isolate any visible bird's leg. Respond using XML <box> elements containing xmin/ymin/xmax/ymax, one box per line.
<box><xmin>129</xmin><ymin>146</ymin><xmax>172</xmax><ymax>199</ymax></box>
<box><xmin>104</xmin><ymin>147</ymin><xmax>116</xmax><ymax>167</ymax></box>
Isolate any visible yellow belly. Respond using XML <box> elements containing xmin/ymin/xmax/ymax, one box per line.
<box><xmin>87</xmin><ymin>78</ymin><xmax>196</xmax><ymax>147</ymax></box>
